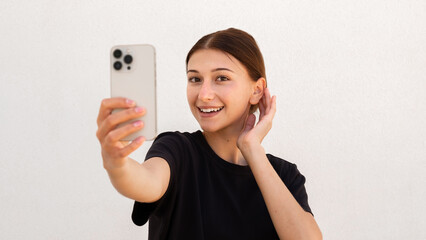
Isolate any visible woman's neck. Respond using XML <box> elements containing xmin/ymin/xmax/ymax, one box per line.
<box><xmin>202</xmin><ymin>128</ymin><xmax>248</xmax><ymax>166</ymax></box>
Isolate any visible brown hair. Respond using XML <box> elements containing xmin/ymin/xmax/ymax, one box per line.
<box><xmin>186</xmin><ymin>28</ymin><xmax>267</xmax><ymax>113</ymax></box>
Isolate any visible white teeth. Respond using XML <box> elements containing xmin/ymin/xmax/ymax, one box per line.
<box><xmin>199</xmin><ymin>107</ymin><xmax>224</xmax><ymax>113</ymax></box>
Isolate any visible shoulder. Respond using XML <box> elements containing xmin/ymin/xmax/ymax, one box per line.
<box><xmin>150</xmin><ymin>131</ymin><xmax>198</xmax><ymax>148</ymax></box>
<box><xmin>153</xmin><ymin>131</ymin><xmax>189</xmax><ymax>141</ymax></box>
<box><xmin>153</xmin><ymin>131</ymin><xmax>200</xmax><ymax>143</ymax></box>
<box><xmin>266</xmin><ymin>154</ymin><xmax>297</xmax><ymax>174</ymax></box>
<box><xmin>266</xmin><ymin>154</ymin><xmax>306</xmax><ymax>185</ymax></box>
<box><xmin>267</xmin><ymin>154</ymin><xmax>313</xmax><ymax>215</ymax></box>
<box><xmin>146</xmin><ymin>131</ymin><xmax>201</xmax><ymax>161</ymax></box>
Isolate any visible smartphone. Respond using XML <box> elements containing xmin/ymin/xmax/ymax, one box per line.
<box><xmin>110</xmin><ymin>44</ymin><xmax>157</xmax><ymax>141</ymax></box>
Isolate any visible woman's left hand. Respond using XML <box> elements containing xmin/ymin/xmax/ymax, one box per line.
<box><xmin>237</xmin><ymin>88</ymin><xmax>277</xmax><ymax>151</ymax></box>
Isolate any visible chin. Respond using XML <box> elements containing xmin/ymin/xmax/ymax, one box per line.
<box><xmin>198</xmin><ymin>123</ymin><xmax>220</xmax><ymax>133</ymax></box>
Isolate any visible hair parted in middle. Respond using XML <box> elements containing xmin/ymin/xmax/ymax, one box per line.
<box><xmin>186</xmin><ymin>28</ymin><xmax>267</xmax><ymax>114</ymax></box>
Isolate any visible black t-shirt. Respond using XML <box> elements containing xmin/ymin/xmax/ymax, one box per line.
<box><xmin>132</xmin><ymin>131</ymin><xmax>312</xmax><ymax>240</ymax></box>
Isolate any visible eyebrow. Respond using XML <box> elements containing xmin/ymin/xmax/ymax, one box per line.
<box><xmin>187</xmin><ymin>68</ymin><xmax>234</xmax><ymax>74</ymax></box>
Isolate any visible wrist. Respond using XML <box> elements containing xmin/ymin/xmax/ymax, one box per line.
<box><xmin>239</xmin><ymin>143</ymin><xmax>265</xmax><ymax>160</ymax></box>
<box><xmin>103</xmin><ymin>157</ymin><xmax>130</xmax><ymax>178</ymax></box>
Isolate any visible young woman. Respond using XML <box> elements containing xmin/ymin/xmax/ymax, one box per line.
<box><xmin>96</xmin><ymin>28</ymin><xmax>322</xmax><ymax>239</ymax></box>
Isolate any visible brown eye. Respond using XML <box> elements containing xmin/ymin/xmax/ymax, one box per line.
<box><xmin>216</xmin><ymin>76</ymin><xmax>229</xmax><ymax>82</ymax></box>
<box><xmin>188</xmin><ymin>77</ymin><xmax>201</xmax><ymax>83</ymax></box>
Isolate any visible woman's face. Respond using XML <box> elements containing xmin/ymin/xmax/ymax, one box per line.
<box><xmin>186</xmin><ymin>49</ymin><xmax>257</xmax><ymax>134</ymax></box>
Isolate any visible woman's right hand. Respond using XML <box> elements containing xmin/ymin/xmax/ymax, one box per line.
<box><xmin>96</xmin><ymin>97</ymin><xmax>146</xmax><ymax>171</ymax></box>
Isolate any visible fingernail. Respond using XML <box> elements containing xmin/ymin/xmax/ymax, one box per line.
<box><xmin>133</xmin><ymin>121</ymin><xmax>142</xmax><ymax>127</ymax></box>
<box><xmin>126</xmin><ymin>99</ymin><xmax>135</xmax><ymax>105</ymax></box>
<box><xmin>133</xmin><ymin>136</ymin><xmax>145</xmax><ymax>143</ymax></box>
<box><xmin>134</xmin><ymin>107</ymin><xmax>144</xmax><ymax>113</ymax></box>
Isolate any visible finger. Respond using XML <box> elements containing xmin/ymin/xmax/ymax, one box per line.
<box><xmin>103</xmin><ymin>120</ymin><xmax>144</xmax><ymax>146</ymax></box>
<box><xmin>119</xmin><ymin>140</ymin><xmax>131</xmax><ymax>147</ymax></box>
<box><xmin>264</xmin><ymin>88</ymin><xmax>272</xmax><ymax>114</ymax></box>
<box><xmin>261</xmin><ymin>89</ymin><xmax>268</xmax><ymax>114</ymax></box>
<box><xmin>261</xmin><ymin>89</ymin><xmax>267</xmax><ymax>108</ymax></box>
<box><xmin>260</xmin><ymin>90</ymin><xmax>276</xmax><ymax>123</ymax></box>
<box><xmin>97</xmin><ymin>107</ymin><xmax>145</xmax><ymax>141</ymax></box>
<box><xmin>259</xmin><ymin>88</ymin><xmax>270</xmax><ymax>119</ymax></box>
<box><xmin>259</xmin><ymin>95</ymin><xmax>266</xmax><ymax>120</ymax></box>
<box><xmin>243</xmin><ymin>114</ymin><xmax>256</xmax><ymax>132</ymax></box>
<box><xmin>97</xmin><ymin>97</ymin><xmax>136</xmax><ymax>126</ymax></box>
<box><xmin>271</xmin><ymin>95</ymin><xmax>277</xmax><ymax>117</ymax></box>
<box><xmin>265</xmin><ymin>95</ymin><xmax>277</xmax><ymax>121</ymax></box>
<box><xmin>118</xmin><ymin>136</ymin><xmax>146</xmax><ymax>157</ymax></box>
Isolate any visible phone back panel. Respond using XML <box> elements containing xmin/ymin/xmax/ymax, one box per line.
<box><xmin>110</xmin><ymin>44</ymin><xmax>157</xmax><ymax>141</ymax></box>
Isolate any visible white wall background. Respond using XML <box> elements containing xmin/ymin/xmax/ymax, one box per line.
<box><xmin>1</xmin><ymin>0</ymin><xmax>425</xmax><ymax>239</ymax></box>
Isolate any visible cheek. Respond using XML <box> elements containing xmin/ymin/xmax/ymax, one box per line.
<box><xmin>223</xmin><ymin>88</ymin><xmax>251</xmax><ymax>109</ymax></box>
<box><xmin>186</xmin><ymin>87</ymin><xmax>199</xmax><ymax>113</ymax></box>
<box><xmin>228</xmin><ymin>84</ymin><xmax>252</xmax><ymax>102</ymax></box>
<box><xmin>186</xmin><ymin>86</ymin><xmax>195</xmax><ymax>102</ymax></box>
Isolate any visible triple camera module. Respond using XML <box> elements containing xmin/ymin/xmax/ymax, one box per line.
<box><xmin>113</xmin><ymin>49</ymin><xmax>133</xmax><ymax>71</ymax></box>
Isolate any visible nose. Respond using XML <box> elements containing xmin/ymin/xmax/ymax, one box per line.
<box><xmin>198</xmin><ymin>80</ymin><xmax>215</xmax><ymax>102</ymax></box>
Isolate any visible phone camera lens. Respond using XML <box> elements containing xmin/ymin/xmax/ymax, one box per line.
<box><xmin>124</xmin><ymin>55</ymin><xmax>133</xmax><ymax>64</ymax></box>
<box><xmin>113</xmin><ymin>49</ymin><xmax>122</xmax><ymax>59</ymax></box>
<box><xmin>113</xmin><ymin>61</ymin><xmax>122</xmax><ymax>70</ymax></box>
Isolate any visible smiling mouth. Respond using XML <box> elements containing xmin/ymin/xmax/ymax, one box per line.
<box><xmin>198</xmin><ymin>106</ymin><xmax>224</xmax><ymax>113</ymax></box>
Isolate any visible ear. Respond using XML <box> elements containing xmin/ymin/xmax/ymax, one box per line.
<box><xmin>249</xmin><ymin>77</ymin><xmax>266</xmax><ymax>105</ymax></box>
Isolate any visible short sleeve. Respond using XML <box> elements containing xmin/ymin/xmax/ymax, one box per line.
<box><xmin>267</xmin><ymin>154</ymin><xmax>313</xmax><ymax>216</ymax></box>
<box><xmin>131</xmin><ymin>131</ymin><xmax>187</xmax><ymax>226</ymax></box>
<box><xmin>285</xmin><ymin>163</ymin><xmax>313</xmax><ymax>215</ymax></box>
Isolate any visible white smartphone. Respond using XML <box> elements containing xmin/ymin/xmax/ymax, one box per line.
<box><xmin>110</xmin><ymin>44</ymin><xmax>157</xmax><ymax>141</ymax></box>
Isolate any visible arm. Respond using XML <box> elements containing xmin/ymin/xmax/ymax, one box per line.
<box><xmin>106</xmin><ymin>156</ymin><xmax>170</xmax><ymax>203</ymax></box>
<box><xmin>240</xmin><ymin>144</ymin><xmax>322</xmax><ymax>240</ymax></box>
<box><xmin>238</xmin><ymin>88</ymin><xmax>322</xmax><ymax>239</ymax></box>
<box><xmin>96</xmin><ymin>97</ymin><xmax>170</xmax><ymax>203</ymax></box>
